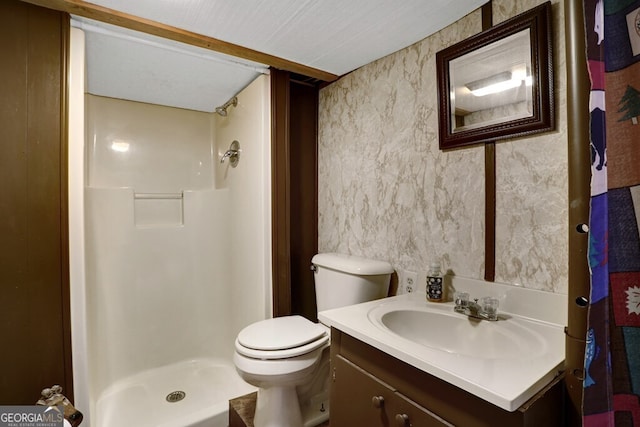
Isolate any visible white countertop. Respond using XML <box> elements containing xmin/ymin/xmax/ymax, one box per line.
<box><xmin>318</xmin><ymin>279</ymin><xmax>566</xmax><ymax>412</ymax></box>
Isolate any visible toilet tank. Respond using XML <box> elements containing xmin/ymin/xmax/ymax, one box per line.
<box><xmin>311</xmin><ymin>253</ymin><xmax>394</xmax><ymax>312</ymax></box>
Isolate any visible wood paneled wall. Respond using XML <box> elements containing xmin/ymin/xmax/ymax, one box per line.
<box><xmin>0</xmin><ymin>0</ymin><xmax>72</xmax><ymax>404</ymax></box>
<box><xmin>271</xmin><ymin>70</ymin><xmax>319</xmax><ymax>320</ymax></box>
<box><xmin>289</xmin><ymin>80</ymin><xmax>319</xmax><ymax>321</ymax></box>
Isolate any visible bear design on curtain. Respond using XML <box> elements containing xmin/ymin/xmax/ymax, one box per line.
<box><xmin>583</xmin><ymin>0</ymin><xmax>640</xmax><ymax>425</ymax></box>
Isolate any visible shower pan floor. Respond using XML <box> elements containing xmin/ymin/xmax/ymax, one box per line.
<box><xmin>95</xmin><ymin>357</ymin><xmax>256</xmax><ymax>427</ymax></box>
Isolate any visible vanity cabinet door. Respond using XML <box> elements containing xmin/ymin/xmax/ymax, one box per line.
<box><xmin>331</xmin><ymin>355</ymin><xmax>452</xmax><ymax>427</ymax></box>
<box><xmin>331</xmin><ymin>354</ymin><xmax>395</xmax><ymax>426</ymax></box>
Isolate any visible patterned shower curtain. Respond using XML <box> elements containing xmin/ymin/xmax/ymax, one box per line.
<box><xmin>583</xmin><ymin>0</ymin><xmax>640</xmax><ymax>425</ymax></box>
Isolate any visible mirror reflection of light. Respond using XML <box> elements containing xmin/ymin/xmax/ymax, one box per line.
<box><xmin>470</xmin><ymin>66</ymin><xmax>532</xmax><ymax>97</ymax></box>
<box><xmin>111</xmin><ymin>140</ymin><xmax>130</xmax><ymax>152</ymax></box>
<box><xmin>470</xmin><ymin>79</ymin><xmax>521</xmax><ymax>97</ymax></box>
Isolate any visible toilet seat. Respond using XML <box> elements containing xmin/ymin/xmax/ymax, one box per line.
<box><xmin>236</xmin><ymin>315</ymin><xmax>329</xmax><ymax>360</ymax></box>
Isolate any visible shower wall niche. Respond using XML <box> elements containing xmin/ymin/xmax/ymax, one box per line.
<box><xmin>87</xmin><ymin>96</ymin><xmax>213</xmax><ymax>227</ymax></box>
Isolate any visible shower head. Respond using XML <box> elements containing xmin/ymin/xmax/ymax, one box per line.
<box><xmin>215</xmin><ymin>96</ymin><xmax>238</xmax><ymax>116</ymax></box>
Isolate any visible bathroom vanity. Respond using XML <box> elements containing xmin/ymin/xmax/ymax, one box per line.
<box><xmin>319</xmin><ymin>277</ymin><xmax>567</xmax><ymax>427</ymax></box>
<box><xmin>329</xmin><ymin>328</ymin><xmax>563</xmax><ymax>427</ymax></box>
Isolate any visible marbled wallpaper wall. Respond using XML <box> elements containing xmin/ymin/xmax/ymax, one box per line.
<box><xmin>318</xmin><ymin>0</ymin><xmax>568</xmax><ymax>294</ymax></box>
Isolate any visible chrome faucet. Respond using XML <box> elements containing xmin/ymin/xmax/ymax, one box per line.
<box><xmin>220</xmin><ymin>149</ymin><xmax>238</xmax><ymax>163</ymax></box>
<box><xmin>220</xmin><ymin>140</ymin><xmax>241</xmax><ymax>167</ymax></box>
<box><xmin>454</xmin><ymin>293</ymin><xmax>499</xmax><ymax>321</ymax></box>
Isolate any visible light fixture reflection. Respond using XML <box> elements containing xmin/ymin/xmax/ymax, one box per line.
<box><xmin>466</xmin><ymin>68</ymin><xmax>532</xmax><ymax>97</ymax></box>
<box><xmin>111</xmin><ymin>140</ymin><xmax>130</xmax><ymax>152</ymax></box>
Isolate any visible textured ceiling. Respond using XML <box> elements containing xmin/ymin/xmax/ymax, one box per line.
<box><xmin>76</xmin><ymin>0</ymin><xmax>486</xmax><ymax>112</ymax></box>
<box><xmin>74</xmin><ymin>18</ymin><xmax>268</xmax><ymax>112</ymax></box>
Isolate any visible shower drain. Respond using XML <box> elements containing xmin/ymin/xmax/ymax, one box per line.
<box><xmin>166</xmin><ymin>391</ymin><xmax>186</xmax><ymax>403</ymax></box>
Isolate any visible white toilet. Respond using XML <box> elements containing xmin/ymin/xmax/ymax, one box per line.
<box><xmin>233</xmin><ymin>252</ymin><xmax>393</xmax><ymax>427</ymax></box>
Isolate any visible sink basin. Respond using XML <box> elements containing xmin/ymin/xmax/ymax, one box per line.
<box><xmin>319</xmin><ymin>282</ymin><xmax>566</xmax><ymax>411</ymax></box>
<box><xmin>368</xmin><ymin>303</ymin><xmax>547</xmax><ymax>359</ymax></box>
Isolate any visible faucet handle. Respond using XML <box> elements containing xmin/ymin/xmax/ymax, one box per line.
<box><xmin>481</xmin><ymin>297</ymin><xmax>499</xmax><ymax>320</ymax></box>
<box><xmin>454</xmin><ymin>292</ymin><xmax>469</xmax><ymax>307</ymax></box>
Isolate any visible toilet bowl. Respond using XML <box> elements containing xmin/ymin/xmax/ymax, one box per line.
<box><xmin>233</xmin><ymin>253</ymin><xmax>393</xmax><ymax>427</ymax></box>
<box><xmin>234</xmin><ymin>316</ymin><xmax>330</xmax><ymax>427</ymax></box>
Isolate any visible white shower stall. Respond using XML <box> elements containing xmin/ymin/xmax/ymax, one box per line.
<box><xmin>68</xmin><ymin>28</ymin><xmax>271</xmax><ymax>427</ymax></box>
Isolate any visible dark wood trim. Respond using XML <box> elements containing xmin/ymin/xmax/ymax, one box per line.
<box><xmin>59</xmin><ymin>12</ymin><xmax>74</xmax><ymax>401</ymax></box>
<box><xmin>482</xmin><ymin>2</ymin><xmax>496</xmax><ymax>282</ymax></box>
<box><xmin>484</xmin><ymin>143</ymin><xmax>496</xmax><ymax>282</ymax></box>
<box><xmin>563</xmin><ymin>0</ymin><xmax>591</xmax><ymax>423</ymax></box>
<box><xmin>1</xmin><ymin>0</ymin><xmax>72</xmax><ymax>403</ymax></box>
<box><xmin>289</xmin><ymin>81</ymin><xmax>319</xmax><ymax>320</ymax></box>
<box><xmin>20</xmin><ymin>0</ymin><xmax>338</xmax><ymax>82</ymax></box>
<box><xmin>270</xmin><ymin>70</ymin><xmax>320</xmax><ymax>319</ymax></box>
<box><xmin>271</xmin><ymin>69</ymin><xmax>292</xmax><ymax>317</ymax></box>
<box><xmin>481</xmin><ymin>1</ymin><xmax>492</xmax><ymax>30</ymax></box>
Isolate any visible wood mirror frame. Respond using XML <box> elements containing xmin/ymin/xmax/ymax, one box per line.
<box><xmin>436</xmin><ymin>2</ymin><xmax>554</xmax><ymax>149</ymax></box>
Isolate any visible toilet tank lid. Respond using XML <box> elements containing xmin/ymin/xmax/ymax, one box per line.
<box><xmin>312</xmin><ymin>253</ymin><xmax>394</xmax><ymax>275</ymax></box>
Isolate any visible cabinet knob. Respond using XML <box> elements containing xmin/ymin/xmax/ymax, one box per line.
<box><xmin>371</xmin><ymin>395</ymin><xmax>385</xmax><ymax>408</ymax></box>
<box><xmin>395</xmin><ymin>413</ymin><xmax>410</xmax><ymax>427</ymax></box>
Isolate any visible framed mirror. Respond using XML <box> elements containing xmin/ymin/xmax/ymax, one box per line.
<box><xmin>436</xmin><ymin>2</ymin><xmax>554</xmax><ymax>149</ymax></box>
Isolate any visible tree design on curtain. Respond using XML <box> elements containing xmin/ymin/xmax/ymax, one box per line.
<box><xmin>583</xmin><ymin>0</ymin><xmax>640</xmax><ymax>427</ymax></box>
<box><xmin>583</xmin><ymin>0</ymin><xmax>640</xmax><ymax>426</ymax></box>
<box><xmin>618</xmin><ymin>85</ymin><xmax>640</xmax><ymax>124</ymax></box>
